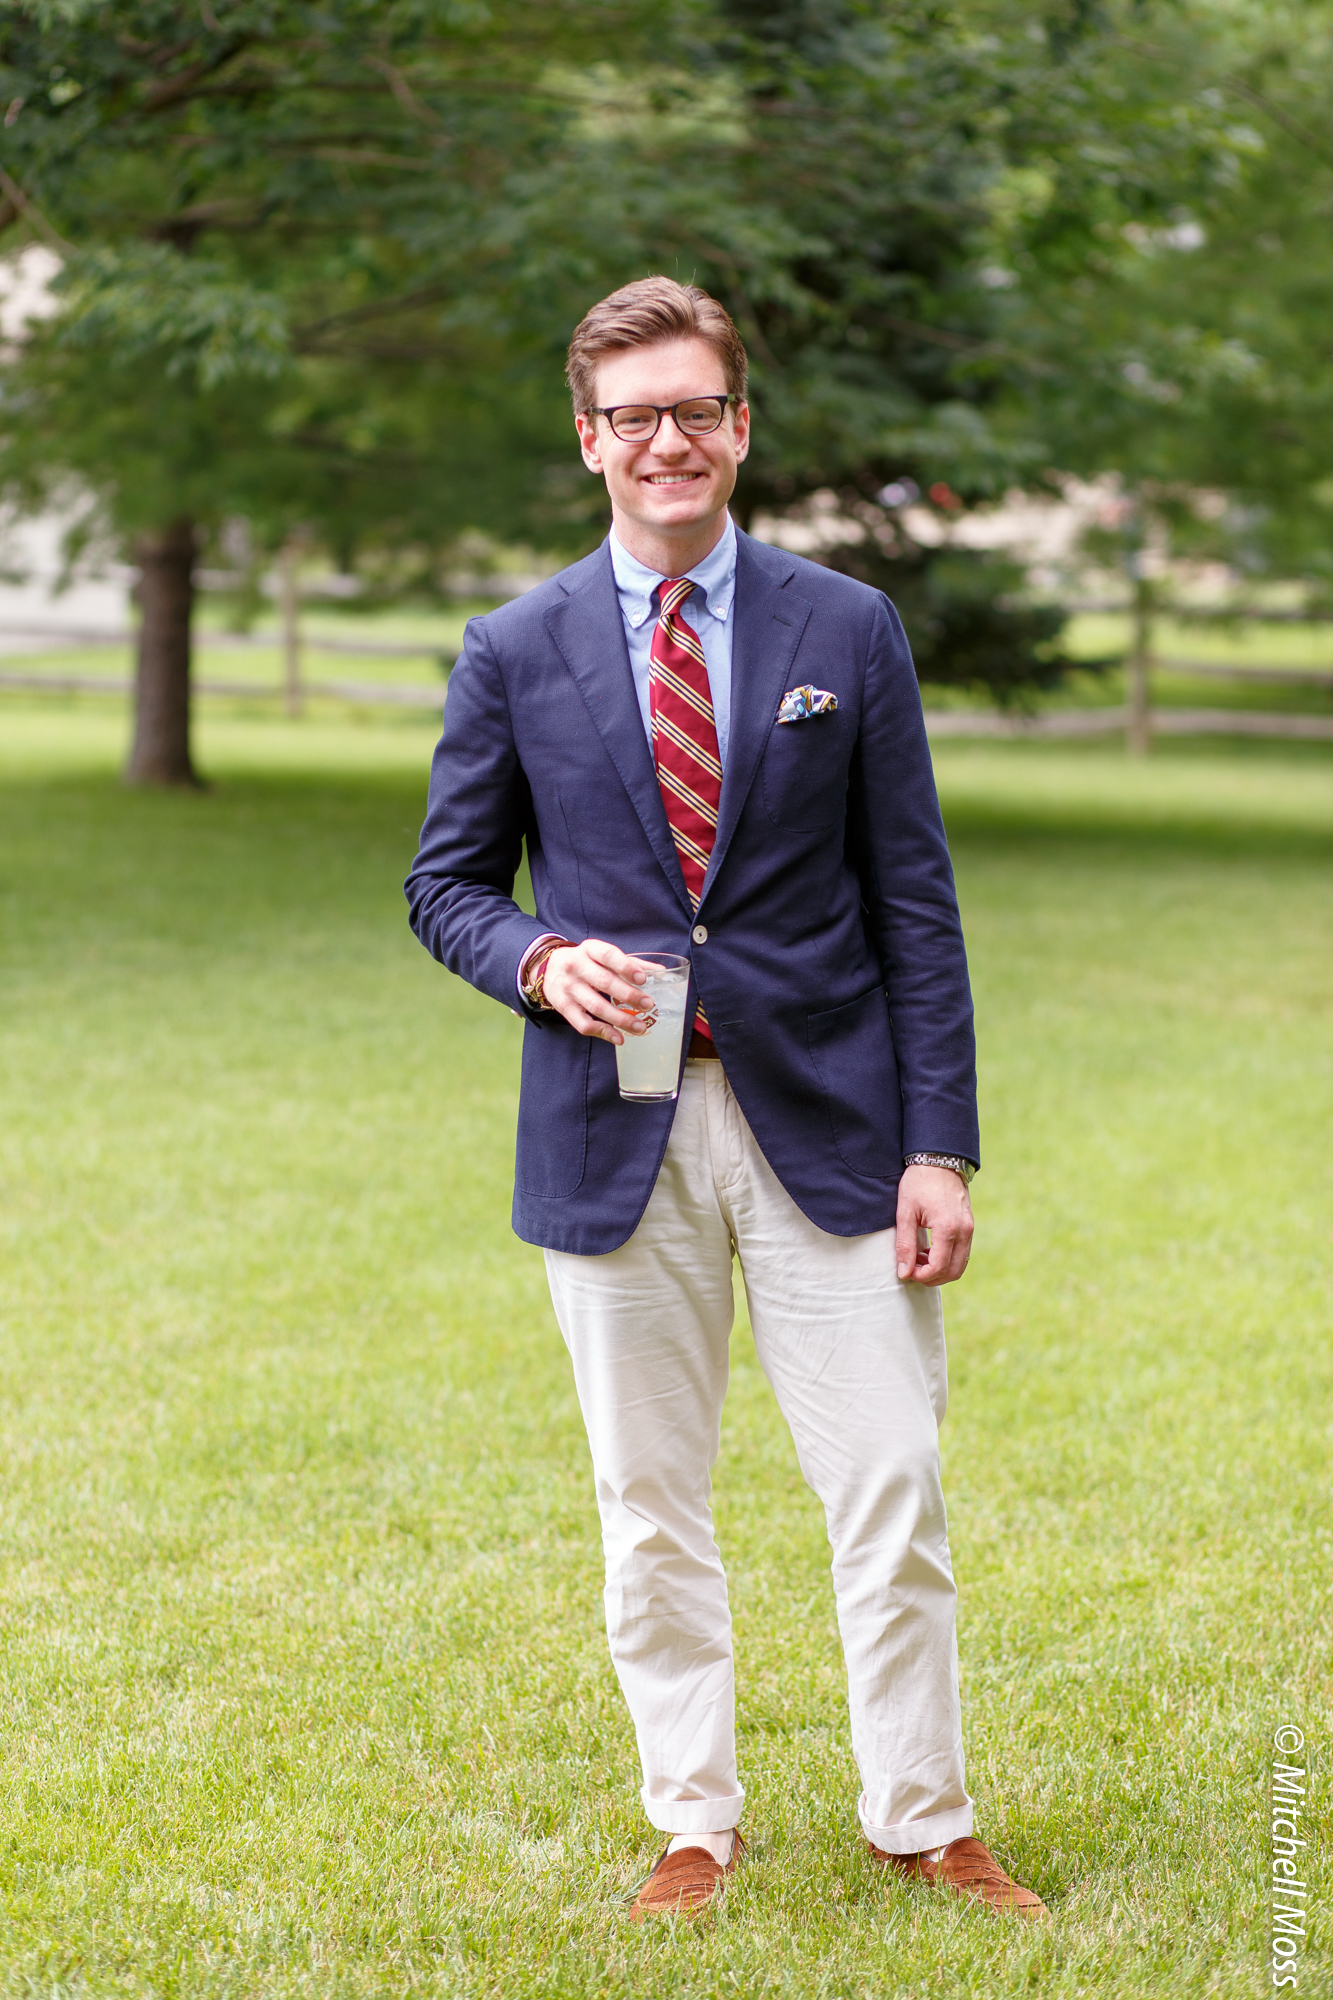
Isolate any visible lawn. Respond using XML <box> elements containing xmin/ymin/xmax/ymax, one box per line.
<box><xmin>0</xmin><ymin>705</ymin><xmax>1329</xmax><ymax>1999</ymax></box>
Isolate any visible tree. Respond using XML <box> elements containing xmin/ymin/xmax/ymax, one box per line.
<box><xmin>8</xmin><ymin>0</ymin><xmax>1317</xmax><ymax>767</ymax></box>
<box><xmin>987</xmin><ymin>2</ymin><xmax>1333</xmax><ymax>598</ymax></box>
<box><xmin>0</xmin><ymin>0</ymin><xmax>683</xmax><ymax>782</ymax></box>
<box><xmin>497</xmin><ymin>0</ymin><xmax>1258</xmax><ymax>700</ymax></box>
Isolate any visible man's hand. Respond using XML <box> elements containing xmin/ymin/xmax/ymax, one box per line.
<box><xmin>895</xmin><ymin>1164</ymin><xmax>974</xmax><ymax>1285</ymax></box>
<box><xmin>542</xmin><ymin>939</ymin><xmax>656</xmax><ymax>1043</ymax></box>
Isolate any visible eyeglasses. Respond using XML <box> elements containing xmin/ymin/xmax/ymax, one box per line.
<box><xmin>590</xmin><ymin>395</ymin><xmax>737</xmax><ymax>443</ymax></box>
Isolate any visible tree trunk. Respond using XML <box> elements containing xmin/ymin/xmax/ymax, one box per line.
<box><xmin>125</xmin><ymin>518</ymin><xmax>201</xmax><ymax>787</ymax></box>
<box><xmin>1126</xmin><ymin>571</ymin><xmax>1153</xmax><ymax>758</ymax></box>
<box><xmin>279</xmin><ymin>544</ymin><xmax>303</xmax><ymax>719</ymax></box>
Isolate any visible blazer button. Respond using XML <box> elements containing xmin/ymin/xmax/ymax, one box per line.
<box><xmin>692</xmin><ymin>923</ymin><xmax>708</xmax><ymax>944</ymax></box>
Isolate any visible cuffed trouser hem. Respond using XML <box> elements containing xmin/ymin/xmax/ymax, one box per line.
<box><xmin>859</xmin><ymin>1796</ymin><xmax>974</xmax><ymax>1855</ymax></box>
<box><xmin>642</xmin><ymin>1790</ymin><xmax>746</xmax><ymax>1835</ymax></box>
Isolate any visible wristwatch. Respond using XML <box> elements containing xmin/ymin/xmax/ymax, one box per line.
<box><xmin>904</xmin><ymin>1152</ymin><xmax>977</xmax><ymax>1185</ymax></box>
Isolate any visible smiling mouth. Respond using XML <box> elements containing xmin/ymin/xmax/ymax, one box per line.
<box><xmin>644</xmin><ymin>471</ymin><xmax>703</xmax><ymax>486</ymax></box>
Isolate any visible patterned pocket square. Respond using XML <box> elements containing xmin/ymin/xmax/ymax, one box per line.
<box><xmin>777</xmin><ymin>684</ymin><xmax>839</xmax><ymax>724</ymax></box>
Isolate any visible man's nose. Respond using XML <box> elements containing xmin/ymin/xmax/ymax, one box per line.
<box><xmin>648</xmin><ymin>412</ymin><xmax>692</xmax><ymax>455</ymax></box>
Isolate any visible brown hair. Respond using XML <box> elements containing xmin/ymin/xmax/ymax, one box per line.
<box><xmin>566</xmin><ymin>276</ymin><xmax>748</xmax><ymax>415</ymax></box>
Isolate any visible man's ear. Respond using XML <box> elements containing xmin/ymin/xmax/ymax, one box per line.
<box><xmin>731</xmin><ymin>400</ymin><xmax>751</xmax><ymax>464</ymax></box>
<box><xmin>575</xmin><ymin>412</ymin><xmax>603</xmax><ymax>474</ymax></box>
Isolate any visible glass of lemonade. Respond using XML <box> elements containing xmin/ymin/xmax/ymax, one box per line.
<box><xmin>614</xmin><ymin>952</ymin><xmax>691</xmax><ymax>1103</ymax></box>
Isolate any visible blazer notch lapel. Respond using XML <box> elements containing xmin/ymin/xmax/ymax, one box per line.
<box><xmin>703</xmin><ymin>539</ymin><xmax>812</xmax><ymax>899</ymax></box>
<box><xmin>543</xmin><ymin>548</ymin><xmax>692</xmax><ymax>915</ymax></box>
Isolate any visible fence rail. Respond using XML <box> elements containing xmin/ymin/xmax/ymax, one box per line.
<box><xmin>922</xmin><ymin>705</ymin><xmax>1333</xmax><ymax>741</ymax></box>
<box><xmin>7</xmin><ymin>628</ymin><xmax>1333</xmax><ymax>687</ymax></box>
<box><xmin>0</xmin><ymin>622</ymin><xmax>452</xmax><ymax>663</ymax></box>
<box><xmin>1150</xmin><ymin>659</ymin><xmax>1333</xmax><ymax>690</ymax></box>
<box><xmin>4</xmin><ymin>586</ymin><xmax>1332</xmax><ymax>747</ymax></box>
<box><xmin>0</xmin><ymin>670</ymin><xmax>445</xmax><ymax>708</ymax></box>
<box><xmin>1065</xmin><ymin>600</ymin><xmax>1333</xmax><ymax>623</ymax></box>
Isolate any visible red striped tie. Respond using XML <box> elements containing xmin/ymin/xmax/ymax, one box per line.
<box><xmin>650</xmin><ymin>577</ymin><xmax>722</xmax><ymax>1040</ymax></box>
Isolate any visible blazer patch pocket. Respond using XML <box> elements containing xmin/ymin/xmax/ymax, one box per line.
<box><xmin>807</xmin><ymin>986</ymin><xmax>901</xmax><ymax>1180</ymax></box>
<box><xmin>515</xmin><ymin>1029</ymin><xmax>590</xmax><ymax>1198</ymax></box>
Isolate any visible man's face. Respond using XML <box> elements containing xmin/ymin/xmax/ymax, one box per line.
<box><xmin>575</xmin><ymin>336</ymin><xmax>750</xmax><ymax>543</ymax></box>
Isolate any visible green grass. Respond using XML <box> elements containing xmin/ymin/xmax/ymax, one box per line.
<box><xmin>1066</xmin><ymin>611</ymin><xmax>1333</xmax><ymax>672</ymax></box>
<box><xmin>1060</xmin><ymin>615</ymin><xmax>1333</xmax><ymax>718</ymax></box>
<box><xmin>0</xmin><ymin>705</ymin><xmax>1329</xmax><ymax>1998</ymax></box>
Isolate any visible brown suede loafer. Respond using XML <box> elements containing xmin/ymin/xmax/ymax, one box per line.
<box><xmin>629</xmin><ymin>1831</ymin><xmax>745</xmax><ymax>1921</ymax></box>
<box><xmin>870</xmin><ymin>1835</ymin><xmax>1047</xmax><ymax>1917</ymax></box>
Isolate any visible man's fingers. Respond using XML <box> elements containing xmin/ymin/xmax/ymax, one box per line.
<box><xmin>544</xmin><ymin>943</ymin><xmax>653</xmax><ymax>1038</ymax></box>
<box><xmin>945</xmin><ymin>1229</ymin><xmax>973</xmax><ymax>1282</ymax></box>
<box><xmin>915</xmin><ymin>1218</ymin><xmax>972</xmax><ymax>1286</ymax></box>
<box><xmin>554</xmin><ymin>972</ymin><xmax>649</xmax><ymax>1041</ymax></box>
<box><xmin>582</xmin><ymin>938</ymin><xmax>651</xmax><ymax>984</ymax></box>
<box><xmin>922</xmin><ymin>1226</ymin><xmax>960</xmax><ymax>1285</ymax></box>
<box><xmin>895</xmin><ymin>1210</ymin><xmax>922</xmax><ymax>1282</ymax></box>
<box><xmin>568</xmin><ymin>943</ymin><xmax>653</xmax><ymax>1009</ymax></box>
<box><xmin>603</xmin><ymin>975</ymin><xmax>654</xmax><ymax>1006</ymax></box>
<box><xmin>569</xmin><ymin>972</ymin><xmax>649</xmax><ymax>1028</ymax></box>
<box><xmin>912</xmin><ymin>1226</ymin><xmax>945</xmax><ymax>1285</ymax></box>
<box><xmin>566</xmin><ymin>996</ymin><xmax>637</xmax><ymax>1041</ymax></box>
<box><xmin>564</xmin><ymin>997</ymin><xmax>627</xmax><ymax>1044</ymax></box>
<box><xmin>925</xmin><ymin>1222</ymin><xmax>974</xmax><ymax>1286</ymax></box>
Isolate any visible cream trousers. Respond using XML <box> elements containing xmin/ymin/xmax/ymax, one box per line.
<box><xmin>544</xmin><ymin>1059</ymin><xmax>974</xmax><ymax>1854</ymax></box>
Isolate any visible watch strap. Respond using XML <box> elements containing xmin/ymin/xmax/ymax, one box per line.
<box><xmin>904</xmin><ymin>1151</ymin><xmax>977</xmax><ymax>1185</ymax></box>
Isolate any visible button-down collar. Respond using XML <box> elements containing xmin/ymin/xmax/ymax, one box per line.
<box><xmin>608</xmin><ymin>515</ymin><xmax>737</xmax><ymax>630</ymax></box>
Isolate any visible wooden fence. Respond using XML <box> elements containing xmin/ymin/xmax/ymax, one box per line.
<box><xmin>3</xmin><ymin>591</ymin><xmax>1333</xmax><ymax>746</ymax></box>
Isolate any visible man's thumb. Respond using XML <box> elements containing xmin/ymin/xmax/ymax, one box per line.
<box><xmin>895</xmin><ymin>1203</ymin><xmax>919</xmax><ymax>1280</ymax></box>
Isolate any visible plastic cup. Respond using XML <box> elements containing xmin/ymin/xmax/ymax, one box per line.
<box><xmin>613</xmin><ymin>952</ymin><xmax>691</xmax><ymax>1103</ymax></box>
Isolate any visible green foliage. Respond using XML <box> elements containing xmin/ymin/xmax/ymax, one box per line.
<box><xmin>4</xmin><ymin>0</ymin><xmax>1332</xmax><ymax>670</ymax></box>
<box><xmin>0</xmin><ymin>0</ymin><xmax>687</xmax><ymax>560</ymax></box>
<box><xmin>56</xmin><ymin>245</ymin><xmax>289</xmax><ymax>385</ymax></box>
<box><xmin>991</xmin><ymin>3</ymin><xmax>1333</xmax><ymax>595</ymax></box>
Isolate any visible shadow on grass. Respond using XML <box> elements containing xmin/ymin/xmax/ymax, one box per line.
<box><xmin>942</xmin><ymin>793</ymin><xmax>1333</xmax><ymax>861</ymax></box>
<box><xmin>934</xmin><ymin>739</ymin><xmax>1333</xmax><ymax>861</ymax></box>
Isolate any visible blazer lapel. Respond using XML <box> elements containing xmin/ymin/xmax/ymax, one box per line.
<box><xmin>702</xmin><ymin>533</ymin><xmax>812</xmax><ymax>901</ymax></box>
<box><xmin>544</xmin><ymin>544</ymin><xmax>692</xmax><ymax>914</ymax></box>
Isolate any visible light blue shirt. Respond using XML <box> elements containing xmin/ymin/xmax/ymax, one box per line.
<box><xmin>607</xmin><ymin>516</ymin><xmax>737</xmax><ymax>768</ymax></box>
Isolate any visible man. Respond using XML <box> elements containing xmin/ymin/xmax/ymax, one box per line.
<box><xmin>406</xmin><ymin>277</ymin><xmax>1045</xmax><ymax>1920</ymax></box>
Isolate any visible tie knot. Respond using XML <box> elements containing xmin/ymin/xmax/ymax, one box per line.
<box><xmin>659</xmin><ymin>577</ymin><xmax>694</xmax><ymax>619</ymax></box>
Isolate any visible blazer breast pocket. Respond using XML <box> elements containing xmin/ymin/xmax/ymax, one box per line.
<box><xmin>760</xmin><ymin>713</ymin><xmax>849</xmax><ymax>832</ymax></box>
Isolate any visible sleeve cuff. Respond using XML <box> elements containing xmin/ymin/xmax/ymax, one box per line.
<box><xmin>516</xmin><ymin>932</ymin><xmax>567</xmax><ymax>1005</ymax></box>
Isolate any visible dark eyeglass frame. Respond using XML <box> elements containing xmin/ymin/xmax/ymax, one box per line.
<box><xmin>589</xmin><ymin>394</ymin><xmax>738</xmax><ymax>442</ymax></box>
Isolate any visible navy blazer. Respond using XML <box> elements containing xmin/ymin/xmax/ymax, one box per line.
<box><xmin>406</xmin><ymin>528</ymin><xmax>978</xmax><ymax>1254</ymax></box>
